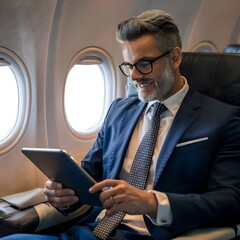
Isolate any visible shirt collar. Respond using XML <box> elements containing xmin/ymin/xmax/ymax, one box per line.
<box><xmin>144</xmin><ymin>76</ymin><xmax>189</xmax><ymax>116</ymax></box>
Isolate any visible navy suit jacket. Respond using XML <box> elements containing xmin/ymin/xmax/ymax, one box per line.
<box><xmin>81</xmin><ymin>89</ymin><xmax>240</xmax><ymax>239</ymax></box>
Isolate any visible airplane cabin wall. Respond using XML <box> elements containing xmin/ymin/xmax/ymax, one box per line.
<box><xmin>0</xmin><ymin>0</ymin><xmax>239</xmax><ymax>196</ymax></box>
<box><xmin>186</xmin><ymin>0</ymin><xmax>240</xmax><ymax>51</ymax></box>
<box><xmin>0</xmin><ymin>0</ymin><xmax>57</xmax><ymax>195</ymax></box>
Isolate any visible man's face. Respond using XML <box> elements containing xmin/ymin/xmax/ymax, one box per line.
<box><xmin>122</xmin><ymin>34</ymin><xmax>175</xmax><ymax>102</ymax></box>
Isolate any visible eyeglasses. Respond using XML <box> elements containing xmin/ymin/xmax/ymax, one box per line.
<box><xmin>119</xmin><ymin>48</ymin><xmax>173</xmax><ymax>77</ymax></box>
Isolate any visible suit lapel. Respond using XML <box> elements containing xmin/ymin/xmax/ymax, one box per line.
<box><xmin>154</xmin><ymin>91</ymin><xmax>202</xmax><ymax>187</ymax></box>
<box><xmin>108</xmin><ymin>99</ymin><xmax>147</xmax><ymax>179</ymax></box>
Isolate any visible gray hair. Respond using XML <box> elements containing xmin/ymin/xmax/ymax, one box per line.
<box><xmin>116</xmin><ymin>9</ymin><xmax>182</xmax><ymax>51</ymax></box>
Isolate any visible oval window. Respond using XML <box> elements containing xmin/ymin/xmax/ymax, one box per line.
<box><xmin>64</xmin><ymin>64</ymin><xmax>105</xmax><ymax>133</ymax></box>
<box><xmin>64</xmin><ymin>47</ymin><xmax>115</xmax><ymax>137</ymax></box>
<box><xmin>191</xmin><ymin>41</ymin><xmax>218</xmax><ymax>52</ymax></box>
<box><xmin>0</xmin><ymin>65</ymin><xmax>19</xmax><ymax>141</ymax></box>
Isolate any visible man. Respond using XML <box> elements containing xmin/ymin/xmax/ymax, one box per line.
<box><xmin>3</xmin><ymin>9</ymin><xmax>240</xmax><ymax>240</ymax></box>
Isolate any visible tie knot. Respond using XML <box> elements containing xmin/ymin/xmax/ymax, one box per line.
<box><xmin>152</xmin><ymin>102</ymin><xmax>167</xmax><ymax>118</ymax></box>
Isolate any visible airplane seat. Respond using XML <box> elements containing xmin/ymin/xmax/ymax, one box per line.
<box><xmin>126</xmin><ymin>52</ymin><xmax>240</xmax><ymax>107</ymax></box>
<box><xmin>126</xmin><ymin>52</ymin><xmax>240</xmax><ymax>240</ymax></box>
<box><xmin>223</xmin><ymin>44</ymin><xmax>240</xmax><ymax>53</ymax></box>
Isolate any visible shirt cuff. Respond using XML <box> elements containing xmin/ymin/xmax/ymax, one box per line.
<box><xmin>146</xmin><ymin>190</ymin><xmax>173</xmax><ymax>226</ymax></box>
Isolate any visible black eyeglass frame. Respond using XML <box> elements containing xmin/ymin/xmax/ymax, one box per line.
<box><xmin>119</xmin><ymin>48</ymin><xmax>173</xmax><ymax>77</ymax></box>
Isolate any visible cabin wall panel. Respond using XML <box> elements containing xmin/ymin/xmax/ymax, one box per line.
<box><xmin>186</xmin><ymin>0</ymin><xmax>240</xmax><ymax>51</ymax></box>
<box><xmin>0</xmin><ymin>0</ymin><xmax>57</xmax><ymax>195</ymax></box>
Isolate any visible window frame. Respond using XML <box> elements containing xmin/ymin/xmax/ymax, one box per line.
<box><xmin>191</xmin><ymin>41</ymin><xmax>219</xmax><ymax>52</ymax></box>
<box><xmin>0</xmin><ymin>47</ymin><xmax>31</xmax><ymax>155</ymax></box>
<box><xmin>63</xmin><ymin>47</ymin><xmax>115</xmax><ymax>139</ymax></box>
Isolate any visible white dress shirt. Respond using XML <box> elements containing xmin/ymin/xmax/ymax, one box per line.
<box><xmin>96</xmin><ymin>77</ymin><xmax>189</xmax><ymax>234</ymax></box>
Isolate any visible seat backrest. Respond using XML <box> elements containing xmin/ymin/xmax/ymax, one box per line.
<box><xmin>126</xmin><ymin>52</ymin><xmax>240</xmax><ymax>107</ymax></box>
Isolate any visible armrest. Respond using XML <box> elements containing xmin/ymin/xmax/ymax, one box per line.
<box><xmin>0</xmin><ymin>188</ymin><xmax>91</xmax><ymax>237</ymax></box>
<box><xmin>173</xmin><ymin>227</ymin><xmax>236</xmax><ymax>240</ymax></box>
<box><xmin>34</xmin><ymin>202</ymin><xmax>91</xmax><ymax>232</ymax></box>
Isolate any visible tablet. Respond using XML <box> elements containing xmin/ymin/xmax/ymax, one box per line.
<box><xmin>21</xmin><ymin>147</ymin><xmax>102</xmax><ymax>206</ymax></box>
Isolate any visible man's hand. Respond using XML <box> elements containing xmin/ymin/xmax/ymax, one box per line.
<box><xmin>89</xmin><ymin>179</ymin><xmax>158</xmax><ymax>218</ymax></box>
<box><xmin>44</xmin><ymin>180</ymin><xmax>79</xmax><ymax>208</ymax></box>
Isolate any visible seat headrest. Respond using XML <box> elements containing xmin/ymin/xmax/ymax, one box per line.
<box><xmin>180</xmin><ymin>52</ymin><xmax>240</xmax><ymax>106</ymax></box>
<box><xmin>126</xmin><ymin>52</ymin><xmax>240</xmax><ymax>107</ymax></box>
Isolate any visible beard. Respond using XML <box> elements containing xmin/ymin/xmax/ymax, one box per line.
<box><xmin>136</xmin><ymin>61</ymin><xmax>175</xmax><ymax>102</ymax></box>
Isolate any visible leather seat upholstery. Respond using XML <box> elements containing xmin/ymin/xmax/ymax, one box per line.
<box><xmin>126</xmin><ymin>52</ymin><xmax>240</xmax><ymax>108</ymax></box>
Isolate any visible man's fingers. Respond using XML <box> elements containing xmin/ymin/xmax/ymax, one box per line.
<box><xmin>89</xmin><ymin>179</ymin><xmax>124</xmax><ymax>193</ymax></box>
<box><xmin>44</xmin><ymin>187</ymin><xmax>75</xmax><ymax>197</ymax></box>
<box><xmin>50</xmin><ymin>195</ymin><xmax>79</xmax><ymax>208</ymax></box>
<box><xmin>43</xmin><ymin>180</ymin><xmax>79</xmax><ymax>208</ymax></box>
<box><xmin>45</xmin><ymin>180</ymin><xmax>62</xmax><ymax>190</ymax></box>
<box><xmin>105</xmin><ymin>202</ymin><xmax>123</xmax><ymax>216</ymax></box>
<box><xmin>44</xmin><ymin>180</ymin><xmax>76</xmax><ymax>197</ymax></box>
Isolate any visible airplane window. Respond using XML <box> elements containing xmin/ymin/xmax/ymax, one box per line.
<box><xmin>0</xmin><ymin>48</ymin><xmax>30</xmax><ymax>154</ymax></box>
<box><xmin>191</xmin><ymin>41</ymin><xmax>218</xmax><ymax>52</ymax></box>
<box><xmin>64</xmin><ymin>47</ymin><xmax>115</xmax><ymax>136</ymax></box>
<box><xmin>64</xmin><ymin>64</ymin><xmax>104</xmax><ymax>133</ymax></box>
<box><xmin>0</xmin><ymin>65</ymin><xmax>18</xmax><ymax>142</ymax></box>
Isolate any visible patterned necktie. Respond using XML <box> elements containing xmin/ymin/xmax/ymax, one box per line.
<box><xmin>93</xmin><ymin>102</ymin><xmax>166</xmax><ymax>240</ymax></box>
